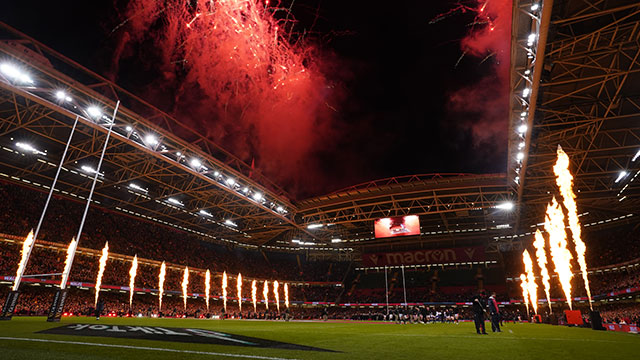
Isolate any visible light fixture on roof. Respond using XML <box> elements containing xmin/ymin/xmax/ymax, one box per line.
<box><xmin>214</xmin><ymin>171</ymin><xmax>220</xmax><ymax>177</ymax></box>
<box><xmin>253</xmin><ymin>192</ymin><xmax>262</xmax><ymax>201</ymax></box>
<box><xmin>0</xmin><ymin>63</ymin><xmax>34</xmax><ymax>84</ymax></box>
<box><xmin>516</xmin><ymin>152</ymin><xmax>525</xmax><ymax>161</ymax></box>
<box><xmin>520</xmin><ymin>111</ymin><xmax>527</xmax><ymax>117</ymax></box>
<box><xmin>190</xmin><ymin>158</ymin><xmax>202</xmax><ymax>168</ymax></box>
<box><xmin>518</xmin><ymin>142</ymin><xmax>525</xmax><ymax>149</ymax></box>
<box><xmin>527</xmin><ymin>33</ymin><xmax>536</xmax><ymax>46</ymax></box>
<box><xmin>524</xmin><ymin>69</ymin><xmax>531</xmax><ymax>75</ymax></box>
<box><xmin>55</xmin><ymin>90</ymin><xmax>72</xmax><ymax>102</ymax></box>
<box><xmin>276</xmin><ymin>206</ymin><xmax>284</xmax><ymax>212</ymax></box>
<box><xmin>226</xmin><ymin>178</ymin><xmax>235</xmax><ymax>186</ymax></box>
<box><xmin>199</xmin><ymin>209</ymin><xmax>213</xmax><ymax>217</ymax></box>
<box><xmin>81</xmin><ymin>165</ymin><xmax>98</xmax><ymax>174</ymax></box>
<box><xmin>331</xmin><ymin>238</ymin><xmax>342</xmax><ymax>243</ymax></box>
<box><xmin>496</xmin><ymin>201</ymin><xmax>514</xmax><ymax>210</ymax></box>
<box><xmin>243</xmin><ymin>187</ymin><xmax>249</xmax><ymax>194</ymax></box>
<box><xmin>522</xmin><ymin>88</ymin><xmax>530</xmax><ymax>97</ymax></box>
<box><xmin>128</xmin><ymin>183</ymin><xmax>148</xmax><ymax>193</ymax></box>
<box><xmin>632</xmin><ymin>150</ymin><xmax>640</xmax><ymax>162</ymax></box>
<box><xmin>517</xmin><ymin>124</ymin><xmax>527</xmax><ymax>134</ymax></box>
<box><xmin>531</xmin><ymin>3</ymin><xmax>539</xmax><ymax>11</ymax></box>
<box><xmin>167</xmin><ymin>197</ymin><xmax>183</xmax><ymax>206</ymax></box>
<box><xmin>145</xmin><ymin>135</ymin><xmax>159</xmax><ymax>146</ymax></box>
<box><xmin>615</xmin><ymin>171</ymin><xmax>628</xmax><ymax>183</ymax></box>
<box><xmin>307</xmin><ymin>224</ymin><xmax>323</xmax><ymax>229</ymax></box>
<box><xmin>15</xmin><ymin>142</ymin><xmax>45</xmax><ymax>156</ymax></box>
<box><xmin>86</xmin><ymin>106</ymin><xmax>102</xmax><ymax>119</ymax></box>
<box><xmin>292</xmin><ymin>239</ymin><xmax>301</xmax><ymax>244</ymax></box>
<box><xmin>225</xmin><ymin>219</ymin><xmax>238</xmax><ymax>227</ymax></box>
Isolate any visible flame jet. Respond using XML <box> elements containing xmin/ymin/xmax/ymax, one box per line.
<box><xmin>205</xmin><ymin>269</ymin><xmax>211</xmax><ymax>311</ymax></box>
<box><xmin>520</xmin><ymin>273</ymin><xmax>530</xmax><ymax>317</ymax></box>
<box><xmin>545</xmin><ymin>198</ymin><xmax>574</xmax><ymax>309</ymax></box>
<box><xmin>12</xmin><ymin>230</ymin><xmax>34</xmax><ymax>291</ymax></box>
<box><xmin>222</xmin><ymin>271</ymin><xmax>228</xmax><ymax>312</ymax></box>
<box><xmin>158</xmin><ymin>261</ymin><xmax>166</xmax><ymax>311</ymax></box>
<box><xmin>60</xmin><ymin>238</ymin><xmax>78</xmax><ymax>290</ymax></box>
<box><xmin>128</xmin><ymin>255</ymin><xmax>138</xmax><ymax>309</ymax></box>
<box><xmin>94</xmin><ymin>242</ymin><xmax>109</xmax><ymax>306</ymax></box>
<box><xmin>263</xmin><ymin>280</ymin><xmax>269</xmax><ymax>309</ymax></box>
<box><xmin>533</xmin><ymin>230</ymin><xmax>552</xmax><ymax>312</ymax></box>
<box><xmin>182</xmin><ymin>267</ymin><xmax>189</xmax><ymax>310</ymax></box>
<box><xmin>284</xmin><ymin>283</ymin><xmax>289</xmax><ymax>308</ymax></box>
<box><xmin>274</xmin><ymin>280</ymin><xmax>280</xmax><ymax>312</ymax></box>
<box><xmin>522</xmin><ymin>250</ymin><xmax>538</xmax><ymax>314</ymax></box>
<box><xmin>553</xmin><ymin>146</ymin><xmax>592</xmax><ymax>309</ymax></box>
<box><xmin>237</xmin><ymin>273</ymin><xmax>243</xmax><ymax>312</ymax></box>
<box><xmin>252</xmin><ymin>280</ymin><xmax>257</xmax><ymax>312</ymax></box>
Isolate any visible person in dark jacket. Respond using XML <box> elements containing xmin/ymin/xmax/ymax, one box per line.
<box><xmin>95</xmin><ymin>299</ymin><xmax>104</xmax><ymax>320</ymax></box>
<box><xmin>472</xmin><ymin>291</ymin><xmax>488</xmax><ymax>334</ymax></box>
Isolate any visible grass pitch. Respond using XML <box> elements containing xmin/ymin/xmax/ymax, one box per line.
<box><xmin>0</xmin><ymin>317</ymin><xmax>637</xmax><ymax>359</ymax></box>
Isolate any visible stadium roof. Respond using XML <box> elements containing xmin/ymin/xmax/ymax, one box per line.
<box><xmin>509</xmin><ymin>0</ymin><xmax>640</xmax><ymax>248</ymax></box>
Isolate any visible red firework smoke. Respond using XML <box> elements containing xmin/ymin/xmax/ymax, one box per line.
<box><xmin>441</xmin><ymin>0</ymin><xmax>512</xmax><ymax>148</ymax></box>
<box><xmin>113</xmin><ymin>0</ymin><xmax>337</xmax><ymax>195</ymax></box>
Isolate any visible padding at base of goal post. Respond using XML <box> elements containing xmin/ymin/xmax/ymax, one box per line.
<box><xmin>0</xmin><ymin>290</ymin><xmax>20</xmax><ymax>320</ymax></box>
<box><xmin>47</xmin><ymin>289</ymin><xmax>68</xmax><ymax>322</ymax></box>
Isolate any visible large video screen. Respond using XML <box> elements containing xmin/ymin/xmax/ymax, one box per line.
<box><xmin>374</xmin><ymin>215</ymin><xmax>420</xmax><ymax>238</ymax></box>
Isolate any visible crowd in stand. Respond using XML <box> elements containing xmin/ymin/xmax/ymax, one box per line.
<box><xmin>0</xmin><ymin>181</ymin><xmax>638</xmax><ymax>323</ymax></box>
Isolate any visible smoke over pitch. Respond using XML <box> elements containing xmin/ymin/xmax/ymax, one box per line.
<box><xmin>112</xmin><ymin>0</ymin><xmax>340</xmax><ymax>196</ymax></box>
<box><xmin>445</xmin><ymin>0</ymin><xmax>512</xmax><ymax>152</ymax></box>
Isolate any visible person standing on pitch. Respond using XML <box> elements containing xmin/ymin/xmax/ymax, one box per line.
<box><xmin>95</xmin><ymin>299</ymin><xmax>104</xmax><ymax>320</ymax></box>
<box><xmin>488</xmin><ymin>292</ymin><xmax>501</xmax><ymax>332</ymax></box>
<box><xmin>472</xmin><ymin>290</ymin><xmax>488</xmax><ymax>334</ymax></box>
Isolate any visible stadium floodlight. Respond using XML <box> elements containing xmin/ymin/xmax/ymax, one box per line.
<box><xmin>253</xmin><ymin>192</ymin><xmax>262</xmax><ymax>201</ymax></box>
<box><xmin>520</xmin><ymin>111</ymin><xmax>527</xmax><ymax>117</ymax></box>
<box><xmin>0</xmin><ymin>63</ymin><xmax>34</xmax><ymax>84</ymax></box>
<box><xmin>524</xmin><ymin>69</ymin><xmax>531</xmax><ymax>75</ymax></box>
<box><xmin>167</xmin><ymin>197</ymin><xmax>183</xmax><ymax>206</ymax></box>
<box><xmin>331</xmin><ymin>238</ymin><xmax>342</xmax><ymax>243</ymax></box>
<box><xmin>80</xmin><ymin>165</ymin><xmax>102</xmax><ymax>176</ymax></box>
<box><xmin>632</xmin><ymin>150</ymin><xmax>640</xmax><ymax>162</ymax></box>
<box><xmin>522</xmin><ymin>88</ymin><xmax>530</xmax><ymax>97</ymax></box>
<box><xmin>496</xmin><ymin>202</ymin><xmax>514</xmax><ymax>210</ymax></box>
<box><xmin>307</xmin><ymin>224</ymin><xmax>323</xmax><ymax>229</ymax></box>
<box><xmin>15</xmin><ymin>142</ymin><xmax>45</xmax><ymax>155</ymax></box>
<box><xmin>527</xmin><ymin>33</ymin><xmax>536</xmax><ymax>45</ymax></box>
<box><xmin>291</xmin><ymin>239</ymin><xmax>301</xmax><ymax>244</ymax></box>
<box><xmin>86</xmin><ymin>106</ymin><xmax>102</xmax><ymax>119</ymax></box>
<box><xmin>531</xmin><ymin>3</ymin><xmax>539</xmax><ymax>11</ymax></box>
<box><xmin>190</xmin><ymin>158</ymin><xmax>202</xmax><ymax>168</ymax></box>
<box><xmin>615</xmin><ymin>171</ymin><xmax>628</xmax><ymax>183</ymax></box>
<box><xmin>145</xmin><ymin>135</ymin><xmax>159</xmax><ymax>146</ymax></box>
<box><xmin>516</xmin><ymin>152</ymin><xmax>525</xmax><ymax>161</ymax></box>
<box><xmin>125</xmin><ymin>125</ymin><xmax>133</xmax><ymax>132</ymax></box>
<box><xmin>226</xmin><ymin>178</ymin><xmax>235</xmax><ymax>186</ymax></box>
<box><xmin>517</xmin><ymin>124</ymin><xmax>527</xmax><ymax>134</ymax></box>
<box><xmin>225</xmin><ymin>219</ymin><xmax>238</xmax><ymax>227</ymax></box>
<box><xmin>55</xmin><ymin>90</ymin><xmax>72</xmax><ymax>102</ymax></box>
<box><xmin>243</xmin><ymin>187</ymin><xmax>249</xmax><ymax>194</ymax></box>
<box><xmin>199</xmin><ymin>209</ymin><xmax>213</xmax><ymax>217</ymax></box>
<box><xmin>214</xmin><ymin>171</ymin><xmax>220</xmax><ymax>177</ymax></box>
<box><xmin>518</xmin><ymin>142</ymin><xmax>525</xmax><ymax>149</ymax></box>
<box><xmin>276</xmin><ymin>206</ymin><xmax>284</xmax><ymax>212</ymax></box>
<box><xmin>128</xmin><ymin>183</ymin><xmax>148</xmax><ymax>193</ymax></box>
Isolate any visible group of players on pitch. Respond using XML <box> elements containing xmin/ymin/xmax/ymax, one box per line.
<box><xmin>386</xmin><ymin>290</ymin><xmax>503</xmax><ymax>335</ymax></box>
<box><xmin>387</xmin><ymin>306</ymin><xmax>461</xmax><ymax>324</ymax></box>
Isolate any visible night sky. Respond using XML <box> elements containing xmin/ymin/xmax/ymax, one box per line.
<box><xmin>0</xmin><ymin>1</ymin><xmax>508</xmax><ymax>199</ymax></box>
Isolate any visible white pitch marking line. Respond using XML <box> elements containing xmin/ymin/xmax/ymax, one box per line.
<box><xmin>0</xmin><ymin>337</ymin><xmax>299</xmax><ymax>360</ymax></box>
